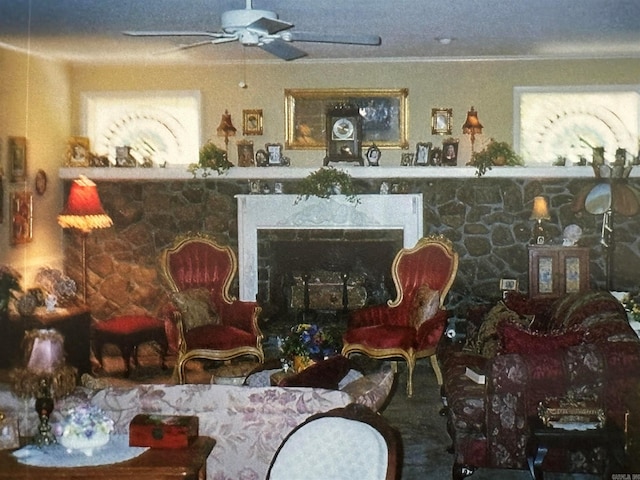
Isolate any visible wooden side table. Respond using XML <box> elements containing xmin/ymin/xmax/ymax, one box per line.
<box><xmin>526</xmin><ymin>416</ymin><xmax>625</xmax><ymax>479</ymax></box>
<box><xmin>2</xmin><ymin>305</ymin><xmax>91</xmax><ymax>375</ymax></box>
<box><xmin>0</xmin><ymin>436</ymin><xmax>215</xmax><ymax>479</ymax></box>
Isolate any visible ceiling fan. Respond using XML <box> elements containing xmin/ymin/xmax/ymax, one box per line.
<box><xmin>124</xmin><ymin>0</ymin><xmax>381</xmax><ymax>61</ymax></box>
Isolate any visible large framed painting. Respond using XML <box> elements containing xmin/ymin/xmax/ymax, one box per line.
<box><xmin>285</xmin><ymin>88</ymin><xmax>408</xmax><ymax>150</ymax></box>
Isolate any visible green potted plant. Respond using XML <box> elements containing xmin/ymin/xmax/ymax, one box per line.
<box><xmin>295</xmin><ymin>167</ymin><xmax>359</xmax><ymax>204</ymax></box>
<box><xmin>470</xmin><ymin>139</ymin><xmax>524</xmax><ymax>177</ymax></box>
<box><xmin>188</xmin><ymin>141</ymin><xmax>234</xmax><ymax>177</ymax></box>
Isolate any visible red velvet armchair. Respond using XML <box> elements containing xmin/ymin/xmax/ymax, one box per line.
<box><xmin>159</xmin><ymin>233</ymin><xmax>264</xmax><ymax>383</ymax></box>
<box><xmin>342</xmin><ymin>235</ymin><xmax>458</xmax><ymax>397</ymax></box>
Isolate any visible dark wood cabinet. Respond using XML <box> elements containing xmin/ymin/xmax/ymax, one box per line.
<box><xmin>528</xmin><ymin>245</ymin><xmax>590</xmax><ymax>299</ymax></box>
<box><xmin>0</xmin><ymin>305</ymin><xmax>91</xmax><ymax>375</ymax></box>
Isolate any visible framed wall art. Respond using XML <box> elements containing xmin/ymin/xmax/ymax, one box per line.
<box><xmin>285</xmin><ymin>88</ymin><xmax>408</xmax><ymax>150</ymax></box>
<box><xmin>431</xmin><ymin>108</ymin><xmax>452</xmax><ymax>135</ymax></box>
<box><xmin>65</xmin><ymin>136</ymin><xmax>91</xmax><ymax>167</ymax></box>
<box><xmin>242</xmin><ymin>109</ymin><xmax>263</xmax><ymax>136</ymax></box>
<box><xmin>237</xmin><ymin>140</ymin><xmax>255</xmax><ymax>167</ymax></box>
<box><xmin>8</xmin><ymin>136</ymin><xmax>27</xmax><ymax>183</ymax></box>
<box><xmin>11</xmin><ymin>190</ymin><xmax>32</xmax><ymax>244</ymax></box>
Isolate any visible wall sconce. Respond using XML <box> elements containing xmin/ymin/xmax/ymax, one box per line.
<box><xmin>530</xmin><ymin>196</ymin><xmax>551</xmax><ymax>244</ymax></box>
<box><xmin>57</xmin><ymin>176</ymin><xmax>113</xmax><ymax>303</ymax></box>
<box><xmin>217</xmin><ymin>109</ymin><xmax>237</xmax><ymax>152</ymax></box>
<box><xmin>462</xmin><ymin>106</ymin><xmax>483</xmax><ymax>155</ymax></box>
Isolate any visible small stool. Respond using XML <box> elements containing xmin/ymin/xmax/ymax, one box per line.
<box><xmin>92</xmin><ymin>315</ymin><xmax>168</xmax><ymax>377</ymax></box>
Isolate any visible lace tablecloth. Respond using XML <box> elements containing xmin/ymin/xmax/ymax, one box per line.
<box><xmin>12</xmin><ymin>434</ymin><xmax>148</xmax><ymax>467</ymax></box>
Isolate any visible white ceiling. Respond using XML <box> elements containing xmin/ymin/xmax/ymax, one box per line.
<box><xmin>0</xmin><ymin>0</ymin><xmax>639</xmax><ymax>64</ymax></box>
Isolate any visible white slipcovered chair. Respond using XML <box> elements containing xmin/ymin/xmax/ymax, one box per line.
<box><xmin>267</xmin><ymin>403</ymin><xmax>401</xmax><ymax>480</ymax></box>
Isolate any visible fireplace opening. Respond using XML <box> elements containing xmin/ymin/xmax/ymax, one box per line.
<box><xmin>257</xmin><ymin>229</ymin><xmax>403</xmax><ymax>321</ymax></box>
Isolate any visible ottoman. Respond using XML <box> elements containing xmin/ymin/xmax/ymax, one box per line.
<box><xmin>92</xmin><ymin>315</ymin><xmax>168</xmax><ymax>377</ymax></box>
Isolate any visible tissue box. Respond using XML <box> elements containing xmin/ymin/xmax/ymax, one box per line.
<box><xmin>129</xmin><ymin>414</ymin><xmax>198</xmax><ymax>448</ymax></box>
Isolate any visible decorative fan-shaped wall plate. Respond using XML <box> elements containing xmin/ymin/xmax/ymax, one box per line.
<box><xmin>99</xmin><ymin>110</ymin><xmax>185</xmax><ymax>167</ymax></box>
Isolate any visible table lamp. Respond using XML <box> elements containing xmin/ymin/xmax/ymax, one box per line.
<box><xmin>57</xmin><ymin>175</ymin><xmax>113</xmax><ymax>303</ymax></box>
<box><xmin>530</xmin><ymin>196</ymin><xmax>551</xmax><ymax>244</ymax></box>
<box><xmin>10</xmin><ymin>329</ymin><xmax>77</xmax><ymax>445</ymax></box>
<box><xmin>462</xmin><ymin>106</ymin><xmax>483</xmax><ymax>155</ymax></box>
<box><xmin>217</xmin><ymin>109</ymin><xmax>237</xmax><ymax>152</ymax></box>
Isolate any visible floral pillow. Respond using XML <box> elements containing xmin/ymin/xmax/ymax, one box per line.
<box><xmin>410</xmin><ymin>285</ymin><xmax>440</xmax><ymax>329</ymax></box>
<box><xmin>171</xmin><ymin>288</ymin><xmax>219</xmax><ymax>331</ymax></box>
<box><xmin>464</xmin><ymin>301</ymin><xmax>532</xmax><ymax>358</ymax></box>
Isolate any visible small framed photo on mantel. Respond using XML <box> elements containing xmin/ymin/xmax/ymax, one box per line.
<box><xmin>431</xmin><ymin>108</ymin><xmax>452</xmax><ymax>135</ymax></box>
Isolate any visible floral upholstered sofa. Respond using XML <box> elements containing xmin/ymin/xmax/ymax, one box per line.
<box><xmin>439</xmin><ymin>290</ymin><xmax>640</xmax><ymax>478</ymax></box>
<box><xmin>0</xmin><ymin>367</ymin><xmax>394</xmax><ymax>480</ymax></box>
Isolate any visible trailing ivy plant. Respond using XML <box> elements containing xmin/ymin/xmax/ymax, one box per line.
<box><xmin>470</xmin><ymin>139</ymin><xmax>524</xmax><ymax>177</ymax></box>
<box><xmin>295</xmin><ymin>167</ymin><xmax>359</xmax><ymax>204</ymax></box>
<box><xmin>188</xmin><ymin>141</ymin><xmax>234</xmax><ymax>177</ymax></box>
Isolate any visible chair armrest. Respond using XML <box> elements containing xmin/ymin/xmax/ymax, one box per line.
<box><xmin>415</xmin><ymin>309</ymin><xmax>448</xmax><ymax>349</ymax></box>
<box><xmin>216</xmin><ymin>299</ymin><xmax>262</xmax><ymax>334</ymax></box>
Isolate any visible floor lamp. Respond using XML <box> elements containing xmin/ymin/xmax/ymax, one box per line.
<box><xmin>57</xmin><ymin>175</ymin><xmax>113</xmax><ymax>303</ymax></box>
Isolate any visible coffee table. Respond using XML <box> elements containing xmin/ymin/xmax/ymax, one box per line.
<box><xmin>0</xmin><ymin>436</ymin><xmax>215</xmax><ymax>480</ymax></box>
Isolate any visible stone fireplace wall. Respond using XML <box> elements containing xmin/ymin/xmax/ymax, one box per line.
<box><xmin>62</xmin><ymin>176</ymin><xmax>640</xmax><ymax>322</ymax></box>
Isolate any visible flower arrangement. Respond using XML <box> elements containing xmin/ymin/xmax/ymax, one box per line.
<box><xmin>35</xmin><ymin>267</ymin><xmax>77</xmax><ymax>304</ymax></box>
<box><xmin>0</xmin><ymin>265</ymin><xmax>21</xmax><ymax>312</ymax></box>
<box><xmin>55</xmin><ymin>404</ymin><xmax>115</xmax><ymax>440</ymax></box>
<box><xmin>295</xmin><ymin>167</ymin><xmax>359</xmax><ymax>204</ymax></box>
<box><xmin>622</xmin><ymin>291</ymin><xmax>640</xmax><ymax>322</ymax></box>
<box><xmin>279</xmin><ymin>323</ymin><xmax>340</xmax><ymax>362</ymax></box>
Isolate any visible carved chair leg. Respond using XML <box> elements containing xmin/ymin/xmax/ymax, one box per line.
<box><xmin>430</xmin><ymin>354</ymin><xmax>443</xmax><ymax>385</ymax></box>
<box><xmin>452</xmin><ymin>463</ymin><xmax>476</xmax><ymax>480</ymax></box>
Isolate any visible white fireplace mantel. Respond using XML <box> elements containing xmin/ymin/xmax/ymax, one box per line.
<box><xmin>236</xmin><ymin>194</ymin><xmax>423</xmax><ymax>301</ymax></box>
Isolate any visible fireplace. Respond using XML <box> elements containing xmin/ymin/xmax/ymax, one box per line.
<box><xmin>236</xmin><ymin>194</ymin><xmax>424</xmax><ymax>302</ymax></box>
<box><xmin>260</xmin><ymin>229</ymin><xmax>404</xmax><ymax>314</ymax></box>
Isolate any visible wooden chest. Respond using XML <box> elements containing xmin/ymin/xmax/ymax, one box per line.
<box><xmin>129</xmin><ymin>414</ymin><xmax>199</xmax><ymax>449</ymax></box>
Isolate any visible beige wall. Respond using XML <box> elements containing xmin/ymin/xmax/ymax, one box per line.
<box><xmin>69</xmin><ymin>57</ymin><xmax>640</xmax><ymax>167</ymax></box>
<box><xmin>2</xmin><ymin>52</ymin><xmax>639</xmax><ymax>288</ymax></box>
<box><xmin>0</xmin><ymin>50</ymin><xmax>71</xmax><ymax>283</ymax></box>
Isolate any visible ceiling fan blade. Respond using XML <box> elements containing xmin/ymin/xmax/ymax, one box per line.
<box><xmin>156</xmin><ymin>35</ymin><xmax>238</xmax><ymax>52</ymax></box>
<box><xmin>245</xmin><ymin>17</ymin><xmax>293</xmax><ymax>35</ymax></box>
<box><xmin>124</xmin><ymin>30</ymin><xmax>227</xmax><ymax>38</ymax></box>
<box><xmin>259</xmin><ymin>38</ymin><xmax>307</xmax><ymax>61</ymax></box>
<box><xmin>285</xmin><ymin>31</ymin><xmax>381</xmax><ymax>46</ymax></box>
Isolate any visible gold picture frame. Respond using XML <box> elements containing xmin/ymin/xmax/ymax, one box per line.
<box><xmin>65</xmin><ymin>136</ymin><xmax>91</xmax><ymax>167</ymax></box>
<box><xmin>431</xmin><ymin>108</ymin><xmax>453</xmax><ymax>135</ymax></box>
<box><xmin>237</xmin><ymin>139</ymin><xmax>255</xmax><ymax>167</ymax></box>
<box><xmin>243</xmin><ymin>109</ymin><xmax>263</xmax><ymax>136</ymax></box>
<box><xmin>11</xmin><ymin>190</ymin><xmax>32</xmax><ymax>244</ymax></box>
<box><xmin>285</xmin><ymin>88</ymin><xmax>408</xmax><ymax>150</ymax></box>
<box><xmin>8</xmin><ymin>136</ymin><xmax>27</xmax><ymax>183</ymax></box>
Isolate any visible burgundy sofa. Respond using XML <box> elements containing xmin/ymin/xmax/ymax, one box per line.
<box><xmin>439</xmin><ymin>290</ymin><xmax>640</xmax><ymax>478</ymax></box>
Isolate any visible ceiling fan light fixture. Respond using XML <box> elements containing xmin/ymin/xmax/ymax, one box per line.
<box><xmin>436</xmin><ymin>37</ymin><xmax>454</xmax><ymax>45</ymax></box>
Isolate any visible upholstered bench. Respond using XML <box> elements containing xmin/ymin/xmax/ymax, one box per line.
<box><xmin>92</xmin><ymin>315</ymin><xmax>168</xmax><ymax>377</ymax></box>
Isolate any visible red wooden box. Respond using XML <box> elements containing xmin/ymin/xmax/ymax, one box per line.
<box><xmin>129</xmin><ymin>414</ymin><xmax>199</xmax><ymax>449</ymax></box>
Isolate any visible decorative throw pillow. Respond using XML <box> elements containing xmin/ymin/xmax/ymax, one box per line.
<box><xmin>278</xmin><ymin>355</ymin><xmax>351</xmax><ymax>390</ymax></box>
<box><xmin>465</xmin><ymin>301</ymin><xmax>532</xmax><ymax>358</ymax></box>
<box><xmin>499</xmin><ymin>322</ymin><xmax>584</xmax><ymax>355</ymax></box>
<box><xmin>170</xmin><ymin>288</ymin><xmax>219</xmax><ymax>331</ymax></box>
<box><xmin>410</xmin><ymin>285</ymin><xmax>441</xmax><ymax>329</ymax></box>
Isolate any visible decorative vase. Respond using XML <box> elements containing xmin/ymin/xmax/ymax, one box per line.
<box><xmin>293</xmin><ymin>355</ymin><xmax>316</xmax><ymax>373</ymax></box>
<box><xmin>60</xmin><ymin>431</ymin><xmax>110</xmax><ymax>456</ymax></box>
